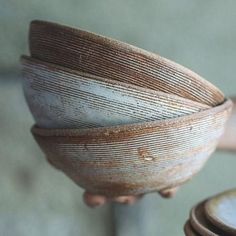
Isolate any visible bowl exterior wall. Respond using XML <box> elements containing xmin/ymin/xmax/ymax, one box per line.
<box><xmin>32</xmin><ymin>101</ymin><xmax>231</xmax><ymax>196</ymax></box>
<box><xmin>22</xmin><ymin>58</ymin><xmax>207</xmax><ymax>128</ymax></box>
<box><xmin>29</xmin><ymin>20</ymin><xmax>225</xmax><ymax>106</ymax></box>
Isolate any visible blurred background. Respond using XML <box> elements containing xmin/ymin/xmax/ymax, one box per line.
<box><xmin>0</xmin><ymin>0</ymin><xmax>236</xmax><ymax>235</ymax></box>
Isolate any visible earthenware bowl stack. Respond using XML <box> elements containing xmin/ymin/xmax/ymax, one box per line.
<box><xmin>21</xmin><ymin>20</ymin><xmax>232</xmax><ymax>197</ymax></box>
<box><xmin>184</xmin><ymin>189</ymin><xmax>236</xmax><ymax>235</ymax></box>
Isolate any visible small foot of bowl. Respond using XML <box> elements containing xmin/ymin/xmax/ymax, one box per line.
<box><xmin>158</xmin><ymin>186</ymin><xmax>179</xmax><ymax>198</ymax></box>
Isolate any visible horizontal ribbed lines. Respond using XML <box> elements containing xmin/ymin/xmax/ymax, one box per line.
<box><xmin>46</xmin><ymin>34</ymin><xmax>219</xmax><ymax>99</ymax></box>
<box><xmin>24</xmin><ymin>79</ymin><xmax>198</xmax><ymax>126</ymax></box>
<box><xmin>24</xmin><ymin>63</ymin><xmax>207</xmax><ymax>112</ymax></box>
<box><xmin>24</xmin><ymin>21</ymin><xmax>232</xmax><ymax>196</ymax></box>
<box><xmin>58</xmin><ymin>152</ymin><xmax>212</xmax><ymax>176</ymax></box>
<box><xmin>30</xmin><ymin>29</ymin><xmax>213</xmax><ymax>92</ymax></box>
<box><xmin>31</xmin><ymin>98</ymin><xmax>230</xmax><ymax>139</ymax></box>
<box><xmin>30</xmin><ymin>26</ymin><xmax>224</xmax><ymax>106</ymax></box>
<box><xmin>22</xmin><ymin>60</ymin><xmax>213</xmax><ymax>128</ymax></box>
<box><xmin>33</xmin><ymin>111</ymin><xmax>226</xmax><ymax>162</ymax></box>
<box><xmin>46</xmin><ymin>131</ymin><xmax>221</xmax><ymax>160</ymax></box>
<box><xmin>30</xmin><ymin>40</ymin><xmax>215</xmax><ymax>105</ymax></box>
<box><xmin>76</xmin><ymin>157</ymin><xmax>206</xmax><ymax>178</ymax></box>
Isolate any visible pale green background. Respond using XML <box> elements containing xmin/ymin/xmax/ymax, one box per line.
<box><xmin>0</xmin><ymin>0</ymin><xmax>236</xmax><ymax>235</ymax></box>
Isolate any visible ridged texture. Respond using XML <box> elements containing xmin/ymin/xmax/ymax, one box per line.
<box><xmin>23</xmin><ymin>20</ymin><xmax>232</xmax><ymax>196</ymax></box>
<box><xmin>21</xmin><ymin>56</ymin><xmax>210</xmax><ymax>129</ymax></box>
<box><xmin>31</xmin><ymin>100</ymin><xmax>232</xmax><ymax>196</ymax></box>
<box><xmin>29</xmin><ymin>20</ymin><xmax>225</xmax><ymax>106</ymax></box>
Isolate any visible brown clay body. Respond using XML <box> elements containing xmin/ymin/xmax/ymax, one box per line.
<box><xmin>32</xmin><ymin>100</ymin><xmax>232</xmax><ymax>196</ymax></box>
<box><xmin>29</xmin><ymin>20</ymin><xmax>224</xmax><ymax>106</ymax></box>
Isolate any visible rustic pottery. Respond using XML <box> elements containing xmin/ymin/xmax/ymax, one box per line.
<box><xmin>23</xmin><ymin>20</ymin><xmax>234</xmax><ymax>199</ymax></box>
<box><xmin>190</xmin><ymin>201</ymin><xmax>226</xmax><ymax>236</ymax></box>
<box><xmin>21</xmin><ymin>56</ymin><xmax>210</xmax><ymax>129</ymax></box>
<box><xmin>205</xmin><ymin>189</ymin><xmax>236</xmax><ymax>235</ymax></box>
<box><xmin>31</xmin><ymin>99</ymin><xmax>232</xmax><ymax>196</ymax></box>
<box><xmin>184</xmin><ymin>221</ymin><xmax>200</xmax><ymax>236</ymax></box>
<box><xmin>218</xmin><ymin>97</ymin><xmax>236</xmax><ymax>151</ymax></box>
<box><xmin>29</xmin><ymin>20</ymin><xmax>224</xmax><ymax>106</ymax></box>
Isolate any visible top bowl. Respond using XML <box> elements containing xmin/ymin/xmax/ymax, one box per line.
<box><xmin>29</xmin><ymin>20</ymin><xmax>224</xmax><ymax>106</ymax></box>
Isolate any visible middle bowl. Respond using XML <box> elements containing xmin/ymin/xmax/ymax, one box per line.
<box><xmin>21</xmin><ymin>56</ymin><xmax>209</xmax><ymax>129</ymax></box>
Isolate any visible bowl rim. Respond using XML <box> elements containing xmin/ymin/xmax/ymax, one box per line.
<box><xmin>31</xmin><ymin>98</ymin><xmax>232</xmax><ymax>138</ymax></box>
<box><xmin>21</xmin><ymin>55</ymin><xmax>210</xmax><ymax>110</ymax></box>
<box><xmin>204</xmin><ymin>188</ymin><xmax>236</xmax><ymax>234</ymax></box>
<box><xmin>190</xmin><ymin>200</ymin><xmax>226</xmax><ymax>236</ymax></box>
<box><xmin>30</xmin><ymin>20</ymin><xmax>224</xmax><ymax>102</ymax></box>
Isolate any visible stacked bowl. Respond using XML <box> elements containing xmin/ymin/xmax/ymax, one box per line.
<box><xmin>21</xmin><ymin>20</ymin><xmax>232</xmax><ymax>196</ymax></box>
<box><xmin>184</xmin><ymin>189</ymin><xmax>236</xmax><ymax>235</ymax></box>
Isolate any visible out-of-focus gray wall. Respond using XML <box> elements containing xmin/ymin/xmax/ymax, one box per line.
<box><xmin>0</xmin><ymin>1</ymin><xmax>236</xmax><ymax>236</ymax></box>
<box><xmin>0</xmin><ymin>0</ymin><xmax>236</xmax><ymax>96</ymax></box>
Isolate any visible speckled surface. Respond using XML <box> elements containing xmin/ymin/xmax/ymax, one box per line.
<box><xmin>1</xmin><ymin>1</ymin><xmax>236</xmax><ymax>235</ymax></box>
<box><xmin>0</xmin><ymin>79</ymin><xmax>114</xmax><ymax>236</ymax></box>
<box><xmin>1</xmin><ymin>78</ymin><xmax>236</xmax><ymax>236</ymax></box>
<box><xmin>205</xmin><ymin>189</ymin><xmax>236</xmax><ymax>234</ymax></box>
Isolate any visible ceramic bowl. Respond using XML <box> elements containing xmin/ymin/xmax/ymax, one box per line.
<box><xmin>190</xmin><ymin>201</ymin><xmax>226</xmax><ymax>236</ymax></box>
<box><xmin>31</xmin><ymin>99</ymin><xmax>232</xmax><ymax>196</ymax></box>
<box><xmin>205</xmin><ymin>189</ymin><xmax>236</xmax><ymax>235</ymax></box>
<box><xmin>184</xmin><ymin>221</ymin><xmax>200</xmax><ymax>236</ymax></box>
<box><xmin>29</xmin><ymin>20</ymin><xmax>224</xmax><ymax>106</ymax></box>
<box><xmin>21</xmin><ymin>56</ymin><xmax>209</xmax><ymax>129</ymax></box>
<box><xmin>218</xmin><ymin>97</ymin><xmax>236</xmax><ymax>151</ymax></box>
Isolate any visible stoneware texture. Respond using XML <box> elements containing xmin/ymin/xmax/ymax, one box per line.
<box><xmin>190</xmin><ymin>201</ymin><xmax>226</xmax><ymax>236</ymax></box>
<box><xmin>205</xmin><ymin>189</ymin><xmax>236</xmax><ymax>235</ymax></box>
<box><xmin>31</xmin><ymin>100</ymin><xmax>232</xmax><ymax>196</ymax></box>
<box><xmin>29</xmin><ymin>20</ymin><xmax>225</xmax><ymax>107</ymax></box>
<box><xmin>184</xmin><ymin>221</ymin><xmax>200</xmax><ymax>236</ymax></box>
<box><xmin>21</xmin><ymin>56</ymin><xmax>210</xmax><ymax>129</ymax></box>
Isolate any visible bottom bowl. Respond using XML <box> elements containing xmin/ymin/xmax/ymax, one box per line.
<box><xmin>31</xmin><ymin>100</ymin><xmax>232</xmax><ymax>196</ymax></box>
